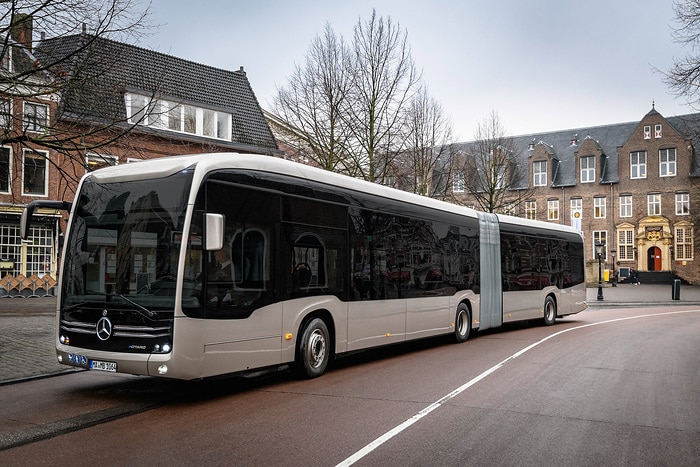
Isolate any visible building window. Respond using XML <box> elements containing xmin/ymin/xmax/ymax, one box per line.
<box><xmin>655</xmin><ymin>124</ymin><xmax>662</xmax><ymax>138</ymax></box>
<box><xmin>580</xmin><ymin>156</ymin><xmax>595</xmax><ymax>183</ymax></box>
<box><xmin>533</xmin><ymin>160</ymin><xmax>547</xmax><ymax>186</ymax></box>
<box><xmin>0</xmin><ymin>147</ymin><xmax>9</xmax><ymax>193</ymax></box>
<box><xmin>23</xmin><ymin>102</ymin><xmax>48</xmax><ymax>132</ymax></box>
<box><xmin>647</xmin><ymin>193</ymin><xmax>661</xmax><ymax>216</ymax></box>
<box><xmin>619</xmin><ymin>194</ymin><xmax>632</xmax><ymax>218</ymax></box>
<box><xmin>593</xmin><ymin>231</ymin><xmax>607</xmax><ymax>260</ymax></box>
<box><xmin>525</xmin><ymin>200</ymin><xmax>536</xmax><ymax>220</ymax></box>
<box><xmin>125</xmin><ymin>93</ymin><xmax>232</xmax><ymax>141</ymax></box>
<box><xmin>0</xmin><ymin>98</ymin><xmax>11</xmax><ymax>130</ymax></box>
<box><xmin>594</xmin><ymin>197</ymin><xmax>606</xmax><ymax>219</ymax></box>
<box><xmin>630</xmin><ymin>151</ymin><xmax>647</xmax><ymax>179</ymax></box>
<box><xmin>659</xmin><ymin>148</ymin><xmax>677</xmax><ymax>177</ymax></box>
<box><xmin>675</xmin><ymin>226</ymin><xmax>694</xmax><ymax>261</ymax></box>
<box><xmin>675</xmin><ymin>193</ymin><xmax>690</xmax><ymax>215</ymax></box>
<box><xmin>453</xmin><ymin>172</ymin><xmax>464</xmax><ymax>192</ymax></box>
<box><xmin>25</xmin><ymin>225</ymin><xmax>54</xmax><ymax>277</ymax></box>
<box><xmin>643</xmin><ymin>125</ymin><xmax>651</xmax><ymax>139</ymax></box>
<box><xmin>22</xmin><ymin>150</ymin><xmax>48</xmax><ymax>196</ymax></box>
<box><xmin>547</xmin><ymin>199</ymin><xmax>559</xmax><ymax>221</ymax></box>
<box><xmin>86</xmin><ymin>153</ymin><xmax>118</xmax><ymax>172</ymax></box>
<box><xmin>0</xmin><ymin>223</ymin><xmax>21</xmax><ymax>276</ymax></box>
<box><xmin>617</xmin><ymin>229</ymin><xmax>634</xmax><ymax>261</ymax></box>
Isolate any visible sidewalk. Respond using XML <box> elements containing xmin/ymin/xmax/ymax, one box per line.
<box><xmin>585</xmin><ymin>282</ymin><xmax>700</xmax><ymax>307</ymax></box>
<box><xmin>2</xmin><ymin>284</ymin><xmax>700</xmax><ymax>384</ymax></box>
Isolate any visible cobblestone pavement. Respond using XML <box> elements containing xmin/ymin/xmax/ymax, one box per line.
<box><xmin>1</xmin><ymin>284</ymin><xmax>699</xmax><ymax>384</ymax></box>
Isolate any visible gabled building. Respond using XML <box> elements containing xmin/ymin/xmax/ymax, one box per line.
<box><xmin>0</xmin><ymin>31</ymin><xmax>279</xmax><ymax>295</ymax></box>
<box><xmin>453</xmin><ymin>106</ymin><xmax>700</xmax><ymax>284</ymax></box>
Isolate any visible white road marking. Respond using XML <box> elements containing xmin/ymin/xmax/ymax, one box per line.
<box><xmin>336</xmin><ymin>309</ymin><xmax>700</xmax><ymax>466</ymax></box>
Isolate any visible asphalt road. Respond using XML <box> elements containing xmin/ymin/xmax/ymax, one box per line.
<box><xmin>0</xmin><ymin>305</ymin><xmax>698</xmax><ymax>466</ymax></box>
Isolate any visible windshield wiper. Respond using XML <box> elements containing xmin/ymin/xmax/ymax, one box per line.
<box><xmin>116</xmin><ymin>294</ymin><xmax>158</xmax><ymax>320</ymax></box>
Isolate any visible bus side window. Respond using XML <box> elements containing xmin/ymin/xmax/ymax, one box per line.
<box><xmin>231</xmin><ymin>229</ymin><xmax>267</xmax><ymax>289</ymax></box>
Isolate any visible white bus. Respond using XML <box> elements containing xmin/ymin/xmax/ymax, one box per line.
<box><xmin>22</xmin><ymin>153</ymin><xmax>586</xmax><ymax>380</ymax></box>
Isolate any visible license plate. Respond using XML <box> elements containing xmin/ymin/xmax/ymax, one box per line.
<box><xmin>90</xmin><ymin>360</ymin><xmax>117</xmax><ymax>372</ymax></box>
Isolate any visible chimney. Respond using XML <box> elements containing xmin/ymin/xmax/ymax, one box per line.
<box><xmin>10</xmin><ymin>13</ymin><xmax>33</xmax><ymax>51</ymax></box>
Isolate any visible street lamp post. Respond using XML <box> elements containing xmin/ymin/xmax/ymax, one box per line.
<box><xmin>596</xmin><ymin>241</ymin><xmax>604</xmax><ymax>300</ymax></box>
<box><xmin>611</xmin><ymin>248</ymin><xmax>617</xmax><ymax>287</ymax></box>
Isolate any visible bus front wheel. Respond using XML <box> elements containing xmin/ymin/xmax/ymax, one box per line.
<box><xmin>543</xmin><ymin>296</ymin><xmax>557</xmax><ymax>326</ymax></box>
<box><xmin>296</xmin><ymin>318</ymin><xmax>330</xmax><ymax>378</ymax></box>
<box><xmin>454</xmin><ymin>303</ymin><xmax>471</xmax><ymax>343</ymax></box>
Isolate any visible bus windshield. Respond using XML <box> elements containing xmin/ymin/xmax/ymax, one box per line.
<box><xmin>61</xmin><ymin>169</ymin><xmax>194</xmax><ymax>311</ymax></box>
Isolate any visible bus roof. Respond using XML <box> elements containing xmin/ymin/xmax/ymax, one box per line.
<box><xmin>87</xmin><ymin>152</ymin><xmax>582</xmax><ymax>238</ymax></box>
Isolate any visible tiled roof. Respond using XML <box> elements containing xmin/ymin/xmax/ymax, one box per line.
<box><xmin>35</xmin><ymin>34</ymin><xmax>278</xmax><ymax>152</ymax></box>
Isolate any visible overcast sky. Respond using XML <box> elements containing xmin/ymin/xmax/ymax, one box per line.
<box><xmin>135</xmin><ymin>0</ymin><xmax>691</xmax><ymax>141</ymax></box>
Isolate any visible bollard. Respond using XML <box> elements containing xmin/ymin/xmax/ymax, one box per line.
<box><xmin>672</xmin><ymin>279</ymin><xmax>681</xmax><ymax>300</ymax></box>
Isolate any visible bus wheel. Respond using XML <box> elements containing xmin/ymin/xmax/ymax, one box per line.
<box><xmin>454</xmin><ymin>303</ymin><xmax>471</xmax><ymax>343</ymax></box>
<box><xmin>296</xmin><ymin>318</ymin><xmax>330</xmax><ymax>378</ymax></box>
<box><xmin>543</xmin><ymin>296</ymin><xmax>557</xmax><ymax>326</ymax></box>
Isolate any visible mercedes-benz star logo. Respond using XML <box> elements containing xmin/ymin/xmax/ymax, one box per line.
<box><xmin>96</xmin><ymin>317</ymin><xmax>113</xmax><ymax>341</ymax></box>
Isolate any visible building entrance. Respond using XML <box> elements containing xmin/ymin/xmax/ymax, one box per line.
<box><xmin>647</xmin><ymin>246</ymin><xmax>662</xmax><ymax>271</ymax></box>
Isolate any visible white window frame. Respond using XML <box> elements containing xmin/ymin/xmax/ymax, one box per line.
<box><xmin>580</xmin><ymin>156</ymin><xmax>595</xmax><ymax>183</ymax></box>
<box><xmin>617</xmin><ymin>229</ymin><xmax>634</xmax><ymax>261</ymax></box>
<box><xmin>675</xmin><ymin>225</ymin><xmax>694</xmax><ymax>261</ymax></box>
<box><xmin>655</xmin><ymin>124</ymin><xmax>662</xmax><ymax>138</ymax></box>
<box><xmin>533</xmin><ymin>160</ymin><xmax>547</xmax><ymax>186</ymax></box>
<box><xmin>22</xmin><ymin>149</ymin><xmax>49</xmax><ymax>197</ymax></box>
<box><xmin>643</xmin><ymin>125</ymin><xmax>651</xmax><ymax>139</ymax></box>
<box><xmin>675</xmin><ymin>193</ymin><xmax>689</xmax><ymax>216</ymax></box>
<box><xmin>23</xmin><ymin>101</ymin><xmax>49</xmax><ymax>133</ymax></box>
<box><xmin>619</xmin><ymin>195</ymin><xmax>632</xmax><ymax>218</ymax></box>
<box><xmin>125</xmin><ymin>92</ymin><xmax>232</xmax><ymax>141</ymax></box>
<box><xmin>547</xmin><ymin>199</ymin><xmax>559</xmax><ymax>221</ymax></box>
<box><xmin>0</xmin><ymin>146</ymin><xmax>10</xmax><ymax>194</ymax></box>
<box><xmin>594</xmin><ymin>197</ymin><xmax>606</xmax><ymax>219</ymax></box>
<box><xmin>525</xmin><ymin>200</ymin><xmax>536</xmax><ymax>220</ymax></box>
<box><xmin>630</xmin><ymin>151</ymin><xmax>647</xmax><ymax>179</ymax></box>
<box><xmin>593</xmin><ymin>230</ymin><xmax>607</xmax><ymax>260</ymax></box>
<box><xmin>0</xmin><ymin>98</ymin><xmax>12</xmax><ymax>130</ymax></box>
<box><xmin>647</xmin><ymin>193</ymin><xmax>661</xmax><ymax>216</ymax></box>
<box><xmin>659</xmin><ymin>148</ymin><xmax>676</xmax><ymax>177</ymax></box>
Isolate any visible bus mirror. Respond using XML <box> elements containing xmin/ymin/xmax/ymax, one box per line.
<box><xmin>205</xmin><ymin>213</ymin><xmax>224</xmax><ymax>251</ymax></box>
<box><xmin>21</xmin><ymin>200</ymin><xmax>72</xmax><ymax>240</ymax></box>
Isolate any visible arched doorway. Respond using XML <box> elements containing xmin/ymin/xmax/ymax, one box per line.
<box><xmin>647</xmin><ymin>246</ymin><xmax>662</xmax><ymax>271</ymax></box>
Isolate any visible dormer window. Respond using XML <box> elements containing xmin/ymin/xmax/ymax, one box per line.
<box><xmin>580</xmin><ymin>156</ymin><xmax>595</xmax><ymax>183</ymax></box>
<box><xmin>125</xmin><ymin>92</ymin><xmax>232</xmax><ymax>141</ymax></box>
<box><xmin>533</xmin><ymin>160</ymin><xmax>547</xmax><ymax>186</ymax></box>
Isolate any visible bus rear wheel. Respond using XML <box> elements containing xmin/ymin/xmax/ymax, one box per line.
<box><xmin>296</xmin><ymin>318</ymin><xmax>330</xmax><ymax>378</ymax></box>
<box><xmin>454</xmin><ymin>303</ymin><xmax>471</xmax><ymax>343</ymax></box>
<box><xmin>543</xmin><ymin>296</ymin><xmax>557</xmax><ymax>326</ymax></box>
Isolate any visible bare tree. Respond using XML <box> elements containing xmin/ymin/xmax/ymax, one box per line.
<box><xmin>663</xmin><ymin>0</ymin><xmax>700</xmax><ymax>106</ymax></box>
<box><xmin>0</xmin><ymin>0</ymin><xmax>151</xmax><ymax>195</ymax></box>
<box><xmin>273</xmin><ymin>24</ymin><xmax>352</xmax><ymax>172</ymax></box>
<box><xmin>344</xmin><ymin>9</ymin><xmax>420</xmax><ymax>183</ymax></box>
<box><xmin>457</xmin><ymin>111</ymin><xmax>529</xmax><ymax>213</ymax></box>
<box><xmin>396</xmin><ymin>85</ymin><xmax>453</xmax><ymax>196</ymax></box>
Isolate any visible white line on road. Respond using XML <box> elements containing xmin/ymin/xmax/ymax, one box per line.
<box><xmin>336</xmin><ymin>309</ymin><xmax>700</xmax><ymax>466</ymax></box>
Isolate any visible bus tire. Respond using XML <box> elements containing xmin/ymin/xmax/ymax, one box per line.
<box><xmin>296</xmin><ymin>318</ymin><xmax>330</xmax><ymax>378</ymax></box>
<box><xmin>454</xmin><ymin>303</ymin><xmax>471</xmax><ymax>343</ymax></box>
<box><xmin>543</xmin><ymin>296</ymin><xmax>557</xmax><ymax>326</ymax></box>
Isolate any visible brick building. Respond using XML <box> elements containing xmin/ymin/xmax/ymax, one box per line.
<box><xmin>0</xmin><ymin>33</ymin><xmax>278</xmax><ymax>295</ymax></box>
<box><xmin>453</xmin><ymin>106</ymin><xmax>700</xmax><ymax>285</ymax></box>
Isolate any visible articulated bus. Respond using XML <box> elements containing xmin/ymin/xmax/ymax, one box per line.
<box><xmin>22</xmin><ymin>153</ymin><xmax>586</xmax><ymax>380</ymax></box>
